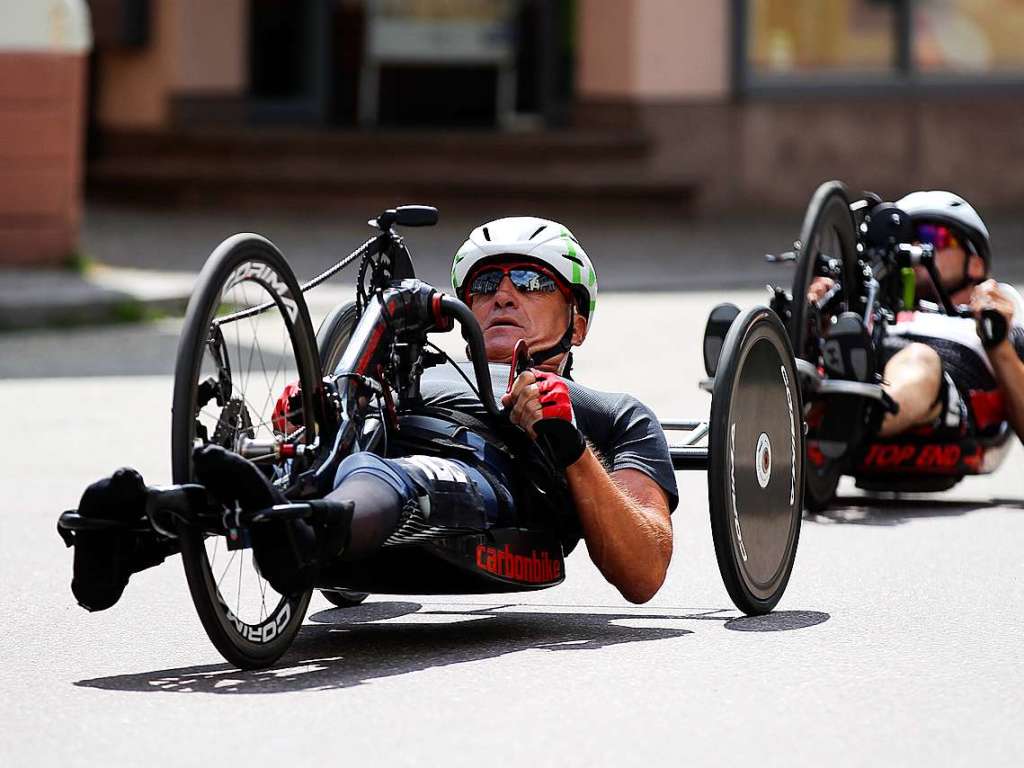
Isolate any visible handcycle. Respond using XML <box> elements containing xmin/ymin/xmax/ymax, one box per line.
<box><xmin>58</xmin><ymin>205</ymin><xmax>805</xmax><ymax>669</ymax></box>
<box><xmin>716</xmin><ymin>180</ymin><xmax>1014</xmax><ymax>512</ymax></box>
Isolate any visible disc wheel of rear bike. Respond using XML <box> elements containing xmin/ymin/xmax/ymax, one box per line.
<box><xmin>171</xmin><ymin>234</ymin><xmax>322</xmax><ymax>669</ymax></box>
<box><xmin>314</xmin><ymin>300</ymin><xmax>370</xmax><ymax>609</ymax></box>
<box><xmin>709</xmin><ymin>307</ymin><xmax>803</xmax><ymax>614</ymax></box>
<box><xmin>790</xmin><ymin>181</ymin><xmax>863</xmax><ymax>363</ymax></box>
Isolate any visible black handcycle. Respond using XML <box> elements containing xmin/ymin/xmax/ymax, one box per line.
<box><xmin>59</xmin><ymin>206</ymin><xmax>805</xmax><ymax>668</ymax></box>
<box><xmin>711</xmin><ymin>180</ymin><xmax>1014</xmax><ymax>512</ymax></box>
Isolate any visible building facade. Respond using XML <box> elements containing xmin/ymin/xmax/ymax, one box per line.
<box><xmin>85</xmin><ymin>0</ymin><xmax>1024</xmax><ymax>211</ymax></box>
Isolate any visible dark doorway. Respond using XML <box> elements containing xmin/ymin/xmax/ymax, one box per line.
<box><xmin>249</xmin><ymin>0</ymin><xmax>328</xmax><ymax>122</ymax></box>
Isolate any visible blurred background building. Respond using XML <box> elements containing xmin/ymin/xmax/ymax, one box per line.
<box><xmin>3</xmin><ymin>0</ymin><xmax>1023</xmax><ymax>266</ymax></box>
<box><xmin>79</xmin><ymin>0</ymin><xmax>1024</xmax><ymax>216</ymax></box>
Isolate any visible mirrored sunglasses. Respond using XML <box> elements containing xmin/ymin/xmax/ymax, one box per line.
<box><xmin>468</xmin><ymin>265</ymin><xmax>563</xmax><ymax>297</ymax></box>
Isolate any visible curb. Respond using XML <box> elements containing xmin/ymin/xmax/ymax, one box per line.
<box><xmin>0</xmin><ymin>266</ymin><xmax>195</xmax><ymax>332</ymax></box>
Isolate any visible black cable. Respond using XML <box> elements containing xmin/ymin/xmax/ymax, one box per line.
<box><xmin>423</xmin><ymin>340</ymin><xmax>485</xmax><ymax>404</ymax></box>
<box><xmin>217</xmin><ymin>237</ymin><xmax>376</xmax><ymax>326</ymax></box>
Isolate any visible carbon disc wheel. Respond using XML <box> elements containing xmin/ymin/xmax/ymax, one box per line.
<box><xmin>171</xmin><ymin>234</ymin><xmax>322</xmax><ymax>669</ymax></box>
<box><xmin>709</xmin><ymin>307</ymin><xmax>804</xmax><ymax>614</ymax></box>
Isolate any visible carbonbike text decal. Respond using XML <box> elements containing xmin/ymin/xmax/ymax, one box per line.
<box><xmin>223</xmin><ymin>262</ymin><xmax>299</xmax><ymax>323</ymax></box>
<box><xmin>222</xmin><ymin>597</ymin><xmax>292</xmax><ymax>644</ymax></box>
<box><xmin>475</xmin><ymin>544</ymin><xmax>561</xmax><ymax>583</ymax></box>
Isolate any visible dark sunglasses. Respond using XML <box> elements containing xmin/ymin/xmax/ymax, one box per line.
<box><xmin>467</xmin><ymin>263</ymin><xmax>567</xmax><ymax>298</ymax></box>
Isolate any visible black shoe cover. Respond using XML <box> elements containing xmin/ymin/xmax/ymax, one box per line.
<box><xmin>71</xmin><ymin>468</ymin><xmax>148</xmax><ymax>612</ymax></box>
<box><xmin>192</xmin><ymin>445</ymin><xmax>318</xmax><ymax>597</ymax></box>
<box><xmin>822</xmin><ymin>312</ymin><xmax>876</xmax><ymax>383</ymax></box>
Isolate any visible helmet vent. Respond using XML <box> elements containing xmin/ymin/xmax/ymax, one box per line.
<box><xmin>950</xmin><ymin>200</ymin><xmax>962</xmax><ymax>207</ymax></box>
<box><xmin>529</xmin><ymin>225</ymin><xmax>547</xmax><ymax>240</ymax></box>
<box><xmin>482</xmin><ymin>226</ymin><xmax>491</xmax><ymax>241</ymax></box>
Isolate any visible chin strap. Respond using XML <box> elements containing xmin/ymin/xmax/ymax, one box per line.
<box><xmin>524</xmin><ymin>306</ymin><xmax>577</xmax><ymax>372</ymax></box>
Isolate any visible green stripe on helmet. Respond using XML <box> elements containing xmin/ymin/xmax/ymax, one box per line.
<box><xmin>560</xmin><ymin>227</ymin><xmax>577</xmax><ymax>260</ymax></box>
<box><xmin>572</xmin><ymin>260</ymin><xmax>581</xmax><ymax>285</ymax></box>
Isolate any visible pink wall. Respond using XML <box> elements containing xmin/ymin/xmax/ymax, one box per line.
<box><xmin>173</xmin><ymin>0</ymin><xmax>246</xmax><ymax>92</ymax></box>
<box><xmin>633</xmin><ymin>0</ymin><xmax>728</xmax><ymax>99</ymax></box>
<box><xmin>97</xmin><ymin>0</ymin><xmax>247</xmax><ymax>129</ymax></box>
<box><xmin>578</xmin><ymin>0</ymin><xmax>729</xmax><ymax>101</ymax></box>
<box><xmin>577</xmin><ymin>0</ymin><xmax>637</xmax><ymax>98</ymax></box>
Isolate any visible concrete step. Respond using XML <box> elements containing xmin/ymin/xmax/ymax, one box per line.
<box><xmin>87</xmin><ymin>127</ymin><xmax>699</xmax><ymax>209</ymax></box>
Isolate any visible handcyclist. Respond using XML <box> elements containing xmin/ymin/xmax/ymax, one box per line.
<box><xmin>808</xmin><ymin>191</ymin><xmax>1024</xmax><ymax>444</ymax></box>
<box><xmin>68</xmin><ymin>217</ymin><xmax>677</xmax><ymax>612</ymax></box>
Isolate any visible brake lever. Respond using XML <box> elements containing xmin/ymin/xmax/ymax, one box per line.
<box><xmin>501</xmin><ymin>339</ymin><xmax>532</xmax><ymax>420</ymax></box>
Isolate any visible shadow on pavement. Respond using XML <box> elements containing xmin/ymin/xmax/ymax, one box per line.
<box><xmin>74</xmin><ymin>602</ymin><xmax>829</xmax><ymax>695</ymax></box>
<box><xmin>806</xmin><ymin>496</ymin><xmax>1024</xmax><ymax>526</ymax></box>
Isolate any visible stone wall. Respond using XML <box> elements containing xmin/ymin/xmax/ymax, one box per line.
<box><xmin>577</xmin><ymin>96</ymin><xmax>1024</xmax><ymax>214</ymax></box>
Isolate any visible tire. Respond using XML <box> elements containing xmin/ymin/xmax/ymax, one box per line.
<box><xmin>708</xmin><ymin>307</ymin><xmax>803</xmax><ymax>615</ymax></box>
<box><xmin>315</xmin><ymin>301</ymin><xmax>370</xmax><ymax>608</ymax></box>
<box><xmin>321</xmin><ymin>589</ymin><xmax>369</xmax><ymax>608</ymax></box>
<box><xmin>316</xmin><ymin>300</ymin><xmax>359</xmax><ymax>375</ymax></box>
<box><xmin>789</xmin><ymin>181</ymin><xmax>863</xmax><ymax>363</ymax></box>
<box><xmin>804</xmin><ymin>463</ymin><xmax>842</xmax><ymax>513</ymax></box>
<box><xmin>789</xmin><ymin>182</ymin><xmax>862</xmax><ymax>511</ymax></box>
<box><xmin>171</xmin><ymin>234</ymin><xmax>322</xmax><ymax>669</ymax></box>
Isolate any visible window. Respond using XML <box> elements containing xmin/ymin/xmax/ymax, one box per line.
<box><xmin>914</xmin><ymin>0</ymin><xmax>1024</xmax><ymax>73</ymax></box>
<box><xmin>737</xmin><ymin>0</ymin><xmax>1024</xmax><ymax>93</ymax></box>
<box><xmin>748</xmin><ymin>0</ymin><xmax>897</xmax><ymax>76</ymax></box>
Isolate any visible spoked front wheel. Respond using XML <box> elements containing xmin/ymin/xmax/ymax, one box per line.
<box><xmin>171</xmin><ymin>234</ymin><xmax>322</xmax><ymax>669</ymax></box>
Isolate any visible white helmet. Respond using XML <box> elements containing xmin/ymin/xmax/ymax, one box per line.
<box><xmin>896</xmin><ymin>190</ymin><xmax>991</xmax><ymax>269</ymax></box>
<box><xmin>451</xmin><ymin>216</ymin><xmax>598</xmax><ymax>323</ymax></box>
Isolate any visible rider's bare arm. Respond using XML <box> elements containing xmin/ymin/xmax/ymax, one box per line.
<box><xmin>503</xmin><ymin>370</ymin><xmax>673</xmax><ymax>603</ymax></box>
<box><xmin>972</xmin><ymin>281</ymin><xmax>1024</xmax><ymax>441</ymax></box>
<box><xmin>565</xmin><ymin>455</ymin><xmax>673</xmax><ymax>604</ymax></box>
<box><xmin>988</xmin><ymin>342</ymin><xmax>1024</xmax><ymax>441</ymax></box>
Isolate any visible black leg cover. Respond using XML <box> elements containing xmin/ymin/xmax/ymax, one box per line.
<box><xmin>71</xmin><ymin>468</ymin><xmax>151</xmax><ymax>612</ymax></box>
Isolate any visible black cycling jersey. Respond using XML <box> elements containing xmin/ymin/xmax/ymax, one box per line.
<box><xmin>880</xmin><ymin>311</ymin><xmax>1024</xmax><ymax>434</ymax></box>
<box><xmin>420</xmin><ymin>362</ymin><xmax>680</xmax><ymax>513</ymax></box>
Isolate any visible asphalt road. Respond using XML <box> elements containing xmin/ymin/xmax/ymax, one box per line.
<box><xmin>2</xmin><ymin>288</ymin><xmax>1022</xmax><ymax>767</ymax></box>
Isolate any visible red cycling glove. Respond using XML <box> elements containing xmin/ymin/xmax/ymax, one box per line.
<box><xmin>531</xmin><ymin>370</ymin><xmax>586</xmax><ymax>468</ymax></box>
<box><xmin>273</xmin><ymin>381</ymin><xmax>303</xmax><ymax>434</ymax></box>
